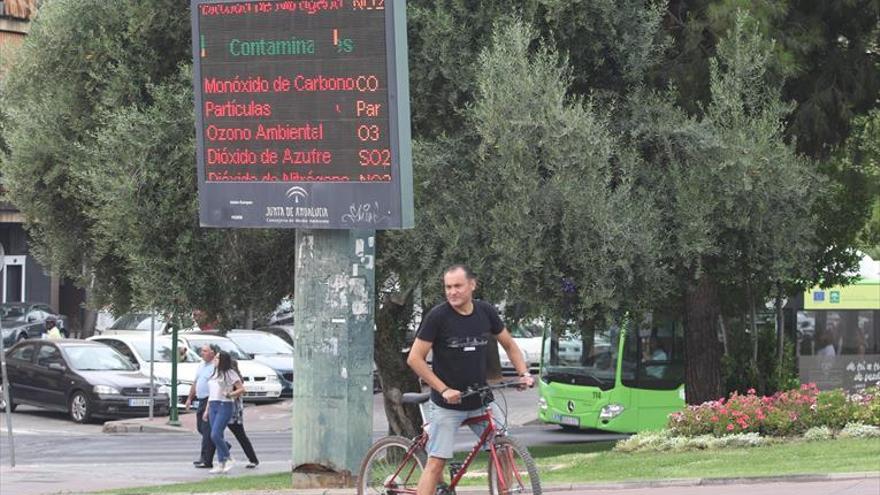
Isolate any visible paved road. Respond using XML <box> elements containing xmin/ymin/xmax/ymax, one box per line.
<box><xmin>3</xmin><ymin>389</ymin><xmax>875</xmax><ymax>495</ymax></box>
<box><xmin>0</xmin><ymin>387</ymin><xmax>622</xmax><ymax>494</ymax></box>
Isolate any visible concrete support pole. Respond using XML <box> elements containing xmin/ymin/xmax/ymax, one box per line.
<box><xmin>291</xmin><ymin>229</ymin><xmax>375</xmax><ymax>488</ymax></box>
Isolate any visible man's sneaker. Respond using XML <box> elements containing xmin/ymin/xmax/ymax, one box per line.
<box><xmin>194</xmin><ymin>462</ymin><xmax>212</xmax><ymax>469</ymax></box>
<box><xmin>209</xmin><ymin>462</ymin><xmax>224</xmax><ymax>474</ymax></box>
<box><xmin>222</xmin><ymin>459</ymin><xmax>235</xmax><ymax>473</ymax></box>
<box><xmin>246</xmin><ymin>461</ymin><xmax>259</xmax><ymax>469</ymax></box>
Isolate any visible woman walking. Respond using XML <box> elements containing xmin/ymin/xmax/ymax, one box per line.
<box><xmin>228</xmin><ymin>359</ymin><xmax>260</xmax><ymax>468</ymax></box>
<box><xmin>203</xmin><ymin>351</ymin><xmax>244</xmax><ymax>474</ymax></box>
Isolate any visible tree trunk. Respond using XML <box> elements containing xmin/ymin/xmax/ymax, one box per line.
<box><xmin>683</xmin><ymin>274</ymin><xmax>723</xmax><ymax>405</ymax></box>
<box><xmin>374</xmin><ymin>288</ymin><xmax>422</xmax><ymax>437</ymax></box>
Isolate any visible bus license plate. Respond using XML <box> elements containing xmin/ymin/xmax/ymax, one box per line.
<box><xmin>555</xmin><ymin>414</ymin><xmax>579</xmax><ymax>427</ymax></box>
<box><xmin>129</xmin><ymin>398</ymin><xmax>152</xmax><ymax>407</ymax></box>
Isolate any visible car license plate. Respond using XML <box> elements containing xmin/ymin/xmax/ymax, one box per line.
<box><xmin>554</xmin><ymin>414</ymin><xmax>579</xmax><ymax>427</ymax></box>
<box><xmin>128</xmin><ymin>398</ymin><xmax>152</xmax><ymax>407</ymax></box>
<box><xmin>249</xmin><ymin>384</ymin><xmax>266</xmax><ymax>392</ymax></box>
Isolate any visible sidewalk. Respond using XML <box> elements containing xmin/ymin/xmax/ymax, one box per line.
<box><xmin>102</xmin><ymin>392</ymin><xmax>540</xmax><ymax>434</ymax></box>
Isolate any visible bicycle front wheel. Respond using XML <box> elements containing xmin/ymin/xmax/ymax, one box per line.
<box><xmin>487</xmin><ymin>436</ymin><xmax>541</xmax><ymax>495</ymax></box>
<box><xmin>358</xmin><ymin>435</ymin><xmax>427</xmax><ymax>495</ymax></box>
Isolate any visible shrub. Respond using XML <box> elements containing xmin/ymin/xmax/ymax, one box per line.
<box><xmin>813</xmin><ymin>389</ymin><xmax>857</xmax><ymax>430</ymax></box>
<box><xmin>614</xmin><ymin>432</ymin><xmax>768</xmax><ymax>453</ymax></box>
<box><xmin>849</xmin><ymin>387</ymin><xmax>880</xmax><ymax>426</ymax></box>
<box><xmin>803</xmin><ymin>426</ymin><xmax>833</xmax><ymax>441</ymax></box>
<box><xmin>668</xmin><ymin>384</ymin><xmax>880</xmax><ymax>438</ymax></box>
<box><xmin>669</xmin><ymin>384</ymin><xmax>819</xmax><ymax>437</ymax></box>
<box><xmin>839</xmin><ymin>422</ymin><xmax>880</xmax><ymax>439</ymax></box>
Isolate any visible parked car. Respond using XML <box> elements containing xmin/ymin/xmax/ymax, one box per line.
<box><xmin>0</xmin><ymin>339</ymin><xmax>170</xmax><ymax>423</ymax></box>
<box><xmin>226</xmin><ymin>330</ymin><xmax>294</xmax><ymax>397</ymax></box>
<box><xmin>255</xmin><ymin>325</ymin><xmax>295</xmax><ymax>347</ymax></box>
<box><xmin>1</xmin><ymin>302</ymin><xmax>68</xmax><ymax>346</ymax></box>
<box><xmin>97</xmin><ymin>312</ymin><xmax>171</xmax><ymax>336</ymax></box>
<box><xmin>88</xmin><ymin>334</ymin><xmax>201</xmax><ymax>406</ymax></box>
<box><xmin>177</xmin><ymin>333</ymin><xmax>283</xmax><ymax>402</ymax></box>
<box><xmin>497</xmin><ymin>322</ymin><xmax>543</xmax><ymax>374</ymax></box>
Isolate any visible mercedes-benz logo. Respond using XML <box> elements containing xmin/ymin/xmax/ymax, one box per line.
<box><xmin>567</xmin><ymin>400</ymin><xmax>575</xmax><ymax>413</ymax></box>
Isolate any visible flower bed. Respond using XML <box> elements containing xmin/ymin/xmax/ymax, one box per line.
<box><xmin>667</xmin><ymin>384</ymin><xmax>880</xmax><ymax>437</ymax></box>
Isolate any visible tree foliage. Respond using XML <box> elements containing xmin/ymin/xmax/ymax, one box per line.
<box><xmin>0</xmin><ymin>0</ymin><xmax>293</xmax><ymax>326</ymax></box>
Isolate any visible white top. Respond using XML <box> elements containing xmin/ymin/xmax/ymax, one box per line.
<box><xmin>207</xmin><ymin>369</ymin><xmax>242</xmax><ymax>401</ymax></box>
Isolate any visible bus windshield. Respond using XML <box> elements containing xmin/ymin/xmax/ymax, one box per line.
<box><xmin>541</xmin><ymin>320</ymin><xmax>619</xmax><ymax>390</ymax></box>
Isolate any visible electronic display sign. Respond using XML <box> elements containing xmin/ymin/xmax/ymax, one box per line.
<box><xmin>191</xmin><ymin>0</ymin><xmax>413</xmax><ymax>229</ymax></box>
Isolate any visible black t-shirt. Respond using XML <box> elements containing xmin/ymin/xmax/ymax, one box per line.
<box><xmin>416</xmin><ymin>299</ymin><xmax>504</xmax><ymax>410</ymax></box>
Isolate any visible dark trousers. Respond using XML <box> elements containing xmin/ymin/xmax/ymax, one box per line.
<box><xmin>196</xmin><ymin>398</ymin><xmax>215</xmax><ymax>465</ymax></box>
<box><xmin>228</xmin><ymin>422</ymin><xmax>258</xmax><ymax>464</ymax></box>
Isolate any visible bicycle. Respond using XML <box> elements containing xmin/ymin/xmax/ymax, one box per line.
<box><xmin>357</xmin><ymin>380</ymin><xmax>542</xmax><ymax>495</ymax></box>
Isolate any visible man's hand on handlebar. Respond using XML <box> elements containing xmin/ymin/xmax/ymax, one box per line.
<box><xmin>441</xmin><ymin>387</ymin><xmax>462</xmax><ymax>405</ymax></box>
<box><xmin>518</xmin><ymin>373</ymin><xmax>535</xmax><ymax>390</ymax></box>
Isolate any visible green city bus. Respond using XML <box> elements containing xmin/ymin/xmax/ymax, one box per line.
<box><xmin>538</xmin><ymin>315</ymin><xmax>686</xmax><ymax>433</ymax></box>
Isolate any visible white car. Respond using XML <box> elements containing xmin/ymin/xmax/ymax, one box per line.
<box><xmin>178</xmin><ymin>333</ymin><xmax>283</xmax><ymax>402</ymax></box>
<box><xmin>97</xmin><ymin>312</ymin><xmax>171</xmax><ymax>336</ymax></box>
<box><xmin>88</xmin><ymin>334</ymin><xmax>201</xmax><ymax>406</ymax></box>
<box><xmin>498</xmin><ymin>323</ymin><xmax>543</xmax><ymax>373</ymax></box>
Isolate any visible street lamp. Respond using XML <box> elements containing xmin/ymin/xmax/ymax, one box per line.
<box><xmin>0</xmin><ymin>242</ymin><xmax>17</xmax><ymax>467</ymax></box>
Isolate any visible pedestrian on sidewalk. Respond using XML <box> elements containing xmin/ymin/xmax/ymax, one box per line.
<box><xmin>227</xmin><ymin>359</ymin><xmax>259</xmax><ymax>468</ymax></box>
<box><xmin>185</xmin><ymin>344</ymin><xmax>218</xmax><ymax>469</ymax></box>
<box><xmin>204</xmin><ymin>350</ymin><xmax>244</xmax><ymax>474</ymax></box>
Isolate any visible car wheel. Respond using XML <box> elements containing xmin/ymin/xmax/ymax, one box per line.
<box><xmin>0</xmin><ymin>385</ymin><xmax>16</xmax><ymax>412</ymax></box>
<box><xmin>16</xmin><ymin>333</ymin><xmax>27</xmax><ymax>342</ymax></box>
<box><xmin>70</xmin><ymin>391</ymin><xmax>92</xmax><ymax>423</ymax></box>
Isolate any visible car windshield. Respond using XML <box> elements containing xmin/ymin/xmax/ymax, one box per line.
<box><xmin>64</xmin><ymin>346</ymin><xmax>137</xmax><ymax>371</ymax></box>
<box><xmin>0</xmin><ymin>303</ymin><xmax>28</xmax><ymax>321</ymax></box>
<box><xmin>228</xmin><ymin>333</ymin><xmax>293</xmax><ymax>355</ymax></box>
<box><xmin>186</xmin><ymin>338</ymin><xmax>250</xmax><ymax>360</ymax></box>
<box><xmin>131</xmin><ymin>340</ymin><xmax>200</xmax><ymax>362</ymax></box>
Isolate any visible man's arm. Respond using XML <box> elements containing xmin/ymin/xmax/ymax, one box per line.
<box><xmin>184</xmin><ymin>381</ymin><xmax>197</xmax><ymax>410</ymax></box>
<box><xmin>406</xmin><ymin>338</ymin><xmax>461</xmax><ymax>405</ymax></box>
<box><xmin>496</xmin><ymin>329</ymin><xmax>535</xmax><ymax>387</ymax></box>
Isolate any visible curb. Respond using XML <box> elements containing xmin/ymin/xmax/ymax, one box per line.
<box><xmin>187</xmin><ymin>472</ymin><xmax>880</xmax><ymax>495</ymax></box>
<box><xmin>102</xmin><ymin>420</ymin><xmax>194</xmax><ymax>434</ymax></box>
<box><xmin>545</xmin><ymin>472</ymin><xmax>880</xmax><ymax>492</ymax></box>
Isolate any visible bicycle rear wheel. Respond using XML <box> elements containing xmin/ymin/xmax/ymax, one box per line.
<box><xmin>487</xmin><ymin>436</ymin><xmax>541</xmax><ymax>495</ymax></box>
<box><xmin>358</xmin><ymin>435</ymin><xmax>427</xmax><ymax>495</ymax></box>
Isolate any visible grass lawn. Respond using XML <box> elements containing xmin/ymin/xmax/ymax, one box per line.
<box><xmin>102</xmin><ymin>438</ymin><xmax>880</xmax><ymax>494</ymax></box>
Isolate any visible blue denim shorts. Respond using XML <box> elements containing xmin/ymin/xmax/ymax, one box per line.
<box><xmin>425</xmin><ymin>401</ymin><xmax>505</xmax><ymax>459</ymax></box>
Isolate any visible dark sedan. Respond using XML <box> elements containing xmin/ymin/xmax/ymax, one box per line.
<box><xmin>1</xmin><ymin>340</ymin><xmax>170</xmax><ymax>423</ymax></box>
<box><xmin>227</xmin><ymin>330</ymin><xmax>294</xmax><ymax>397</ymax></box>
<box><xmin>1</xmin><ymin>302</ymin><xmax>68</xmax><ymax>346</ymax></box>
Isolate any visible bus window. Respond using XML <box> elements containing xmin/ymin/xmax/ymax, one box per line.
<box><xmin>797</xmin><ymin>311</ymin><xmax>817</xmax><ymax>356</ymax></box>
<box><xmin>622</xmin><ymin>316</ymin><xmax>684</xmax><ymax>390</ymax></box>
<box><xmin>799</xmin><ymin>310</ymin><xmax>879</xmax><ymax>356</ymax></box>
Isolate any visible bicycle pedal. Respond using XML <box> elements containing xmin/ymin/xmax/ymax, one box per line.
<box><xmin>448</xmin><ymin>461</ymin><xmax>463</xmax><ymax>480</ymax></box>
<box><xmin>434</xmin><ymin>481</ymin><xmax>452</xmax><ymax>495</ymax></box>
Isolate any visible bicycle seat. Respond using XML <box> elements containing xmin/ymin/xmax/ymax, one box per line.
<box><xmin>401</xmin><ymin>392</ymin><xmax>431</xmax><ymax>404</ymax></box>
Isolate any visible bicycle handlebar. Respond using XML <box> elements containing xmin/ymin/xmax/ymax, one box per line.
<box><xmin>459</xmin><ymin>379</ymin><xmax>527</xmax><ymax>399</ymax></box>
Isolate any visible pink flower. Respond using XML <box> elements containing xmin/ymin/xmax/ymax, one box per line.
<box><xmin>747</xmin><ymin>388</ymin><xmax>756</xmax><ymax>395</ymax></box>
<box><xmin>711</xmin><ymin>416</ymin><xmax>719</xmax><ymax>423</ymax></box>
<box><xmin>726</xmin><ymin>424</ymin><xmax>735</xmax><ymax>431</ymax></box>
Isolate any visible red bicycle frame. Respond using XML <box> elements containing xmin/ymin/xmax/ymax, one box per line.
<box><xmin>383</xmin><ymin>405</ymin><xmax>515</xmax><ymax>494</ymax></box>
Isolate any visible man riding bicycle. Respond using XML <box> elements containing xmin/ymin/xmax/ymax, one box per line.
<box><xmin>407</xmin><ymin>264</ymin><xmax>534</xmax><ymax>495</ymax></box>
